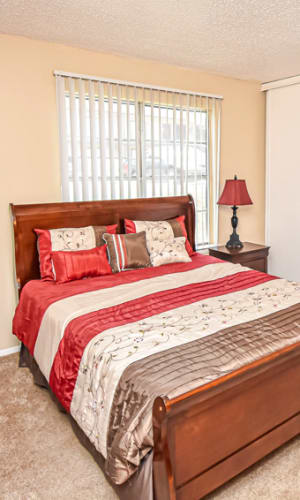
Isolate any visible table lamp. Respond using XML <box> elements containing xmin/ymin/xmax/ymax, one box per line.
<box><xmin>217</xmin><ymin>175</ymin><xmax>253</xmax><ymax>249</ymax></box>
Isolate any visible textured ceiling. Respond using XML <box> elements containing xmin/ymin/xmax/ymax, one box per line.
<box><xmin>1</xmin><ymin>0</ymin><xmax>300</xmax><ymax>82</ymax></box>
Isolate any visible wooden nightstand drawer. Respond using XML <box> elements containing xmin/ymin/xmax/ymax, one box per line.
<box><xmin>245</xmin><ymin>258</ymin><xmax>267</xmax><ymax>272</ymax></box>
<box><xmin>209</xmin><ymin>242</ymin><xmax>270</xmax><ymax>273</ymax></box>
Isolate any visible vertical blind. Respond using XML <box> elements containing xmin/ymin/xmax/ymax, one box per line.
<box><xmin>55</xmin><ymin>72</ymin><xmax>222</xmax><ymax>246</ymax></box>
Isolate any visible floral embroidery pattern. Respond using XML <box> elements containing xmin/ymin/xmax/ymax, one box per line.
<box><xmin>149</xmin><ymin>237</ymin><xmax>191</xmax><ymax>266</ymax></box>
<box><xmin>133</xmin><ymin>221</ymin><xmax>190</xmax><ymax>266</ymax></box>
<box><xmin>134</xmin><ymin>220</ymin><xmax>175</xmax><ymax>255</ymax></box>
<box><xmin>50</xmin><ymin>226</ymin><xmax>96</xmax><ymax>251</ymax></box>
<box><xmin>71</xmin><ymin>278</ymin><xmax>300</xmax><ymax>460</ymax></box>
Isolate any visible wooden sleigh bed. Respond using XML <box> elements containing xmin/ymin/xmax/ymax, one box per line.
<box><xmin>11</xmin><ymin>195</ymin><xmax>300</xmax><ymax>500</ymax></box>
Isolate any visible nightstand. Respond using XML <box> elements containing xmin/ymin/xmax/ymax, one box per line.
<box><xmin>208</xmin><ymin>242</ymin><xmax>270</xmax><ymax>273</ymax></box>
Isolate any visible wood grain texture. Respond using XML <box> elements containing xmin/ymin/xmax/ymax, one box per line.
<box><xmin>10</xmin><ymin>195</ymin><xmax>195</xmax><ymax>290</ymax></box>
<box><xmin>153</xmin><ymin>340</ymin><xmax>300</xmax><ymax>499</ymax></box>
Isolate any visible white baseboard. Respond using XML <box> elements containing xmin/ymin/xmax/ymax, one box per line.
<box><xmin>0</xmin><ymin>345</ymin><xmax>21</xmax><ymax>357</ymax></box>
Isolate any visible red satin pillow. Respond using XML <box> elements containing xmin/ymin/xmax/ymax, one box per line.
<box><xmin>124</xmin><ymin>215</ymin><xmax>195</xmax><ymax>256</ymax></box>
<box><xmin>35</xmin><ymin>224</ymin><xmax>117</xmax><ymax>281</ymax></box>
<box><xmin>51</xmin><ymin>245</ymin><xmax>112</xmax><ymax>284</ymax></box>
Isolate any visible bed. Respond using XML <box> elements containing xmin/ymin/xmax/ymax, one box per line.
<box><xmin>11</xmin><ymin>195</ymin><xmax>300</xmax><ymax>500</ymax></box>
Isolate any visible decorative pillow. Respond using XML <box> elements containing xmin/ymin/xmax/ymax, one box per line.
<box><xmin>103</xmin><ymin>231</ymin><xmax>151</xmax><ymax>273</ymax></box>
<box><xmin>124</xmin><ymin>215</ymin><xmax>194</xmax><ymax>256</ymax></box>
<box><xmin>35</xmin><ymin>224</ymin><xmax>117</xmax><ymax>281</ymax></box>
<box><xmin>149</xmin><ymin>236</ymin><xmax>192</xmax><ymax>267</ymax></box>
<box><xmin>51</xmin><ymin>245</ymin><xmax>112</xmax><ymax>284</ymax></box>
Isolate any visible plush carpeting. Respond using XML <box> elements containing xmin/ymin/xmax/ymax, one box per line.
<box><xmin>1</xmin><ymin>353</ymin><xmax>300</xmax><ymax>499</ymax></box>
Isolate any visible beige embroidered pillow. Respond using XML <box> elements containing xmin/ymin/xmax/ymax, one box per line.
<box><xmin>35</xmin><ymin>224</ymin><xmax>117</xmax><ymax>281</ymax></box>
<box><xmin>124</xmin><ymin>215</ymin><xmax>194</xmax><ymax>256</ymax></box>
<box><xmin>103</xmin><ymin>231</ymin><xmax>151</xmax><ymax>273</ymax></box>
<box><xmin>149</xmin><ymin>236</ymin><xmax>192</xmax><ymax>267</ymax></box>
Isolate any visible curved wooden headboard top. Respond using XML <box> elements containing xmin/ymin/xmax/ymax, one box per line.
<box><xmin>10</xmin><ymin>195</ymin><xmax>195</xmax><ymax>291</ymax></box>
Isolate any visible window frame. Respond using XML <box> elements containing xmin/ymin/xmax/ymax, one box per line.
<box><xmin>57</xmin><ymin>73</ymin><xmax>221</xmax><ymax>248</ymax></box>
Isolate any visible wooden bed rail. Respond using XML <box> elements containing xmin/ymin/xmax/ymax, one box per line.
<box><xmin>153</xmin><ymin>341</ymin><xmax>300</xmax><ymax>500</ymax></box>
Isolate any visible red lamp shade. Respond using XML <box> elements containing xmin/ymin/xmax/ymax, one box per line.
<box><xmin>218</xmin><ymin>178</ymin><xmax>253</xmax><ymax>206</ymax></box>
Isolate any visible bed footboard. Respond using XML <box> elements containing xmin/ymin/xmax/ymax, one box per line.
<box><xmin>153</xmin><ymin>342</ymin><xmax>300</xmax><ymax>500</ymax></box>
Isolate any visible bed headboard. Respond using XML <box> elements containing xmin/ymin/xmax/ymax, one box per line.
<box><xmin>10</xmin><ymin>195</ymin><xmax>195</xmax><ymax>291</ymax></box>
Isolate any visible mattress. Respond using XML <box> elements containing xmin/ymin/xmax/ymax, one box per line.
<box><xmin>13</xmin><ymin>253</ymin><xmax>300</xmax><ymax>485</ymax></box>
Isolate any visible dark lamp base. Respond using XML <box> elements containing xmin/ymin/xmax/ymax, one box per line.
<box><xmin>226</xmin><ymin>232</ymin><xmax>243</xmax><ymax>250</ymax></box>
<box><xmin>225</xmin><ymin>205</ymin><xmax>244</xmax><ymax>250</ymax></box>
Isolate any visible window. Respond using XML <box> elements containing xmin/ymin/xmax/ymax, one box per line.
<box><xmin>56</xmin><ymin>74</ymin><xmax>221</xmax><ymax>247</ymax></box>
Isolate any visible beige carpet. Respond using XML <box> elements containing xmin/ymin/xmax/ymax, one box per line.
<box><xmin>1</xmin><ymin>353</ymin><xmax>300</xmax><ymax>500</ymax></box>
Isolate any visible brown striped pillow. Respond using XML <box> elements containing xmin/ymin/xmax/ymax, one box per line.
<box><xmin>103</xmin><ymin>231</ymin><xmax>151</xmax><ymax>273</ymax></box>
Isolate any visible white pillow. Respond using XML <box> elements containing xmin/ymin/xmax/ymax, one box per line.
<box><xmin>149</xmin><ymin>237</ymin><xmax>191</xmax><ymax>267</ymax></box>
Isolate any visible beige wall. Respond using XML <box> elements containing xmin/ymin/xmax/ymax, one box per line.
<box><xmin>0</xmin><ymin>34</ymin><xmax>265</xmax><ymax>351</ymax></box>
